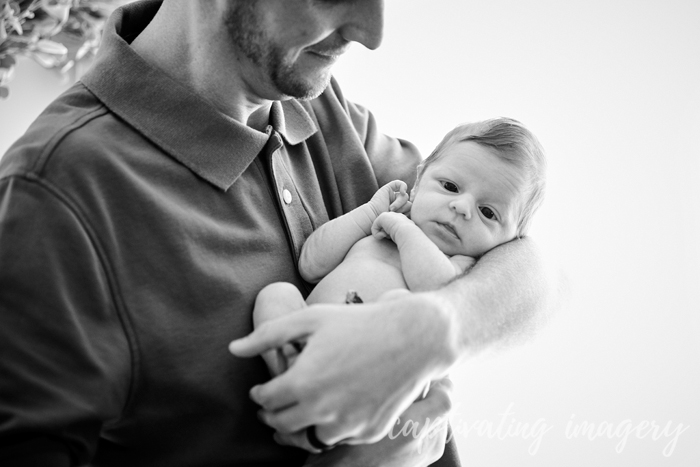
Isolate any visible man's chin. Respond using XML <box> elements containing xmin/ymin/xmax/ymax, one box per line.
<box><xmin>274</xmin><ymin>71</ymin><xmax>331</xmax><ymax>101</ymax></box>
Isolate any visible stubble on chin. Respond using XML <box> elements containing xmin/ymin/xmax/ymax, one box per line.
<box><xmin>224</xmin><ymin>3</ymin><xmax>330</xmax><ymax>101</ymax></box>
<box><xmin>270</xmin><ymin>62</ymin><xmax>331</xmax><ymax>100</ymax></box>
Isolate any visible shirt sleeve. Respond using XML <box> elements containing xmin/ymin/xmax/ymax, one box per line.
<box><xmin>0</xmin><ymin>175</ymin><xmax>131</xmax><ymax>465</ymax></box>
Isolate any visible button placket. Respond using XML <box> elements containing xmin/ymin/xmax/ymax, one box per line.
<box><xmin>268</xmin><ymin>135</ymin><xmax>314</xmax><ymax>263</ymax></box>
<box><xmin>282</xmin><ymin>189</ymin><xmax>293</xmax><ymax>205</ymax></box>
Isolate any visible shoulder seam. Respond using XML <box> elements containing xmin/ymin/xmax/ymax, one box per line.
<box><xmin>31</xmin><ymin>96</ymin><xmax>110</xmax><ymax>175</ymax></box>
<box><xmin>0</xmin><ymin>172</ymin><xmax>140</xmax><ymax>419</ymax></box>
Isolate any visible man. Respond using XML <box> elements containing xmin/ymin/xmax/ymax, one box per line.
<box><xmin>0</xmin><ymin>0</ymin><xmax>550</xmax><ymax>465</ymax></box>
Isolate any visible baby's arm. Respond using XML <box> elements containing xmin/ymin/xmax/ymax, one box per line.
<box><xmin>299</xmin><ymin>180</ymin><xmax>411</xmax><ymax>283</ymax></box>
<box><xmin>372</xmin><ymin>212</ymin><xmax>476</xmax><ymax>291</ymax></box>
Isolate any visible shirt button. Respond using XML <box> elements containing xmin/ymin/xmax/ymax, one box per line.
<box><xmin>282</xmin><ymin>189</ymin><xmax>293</xmax><ymax>205</ymax></box>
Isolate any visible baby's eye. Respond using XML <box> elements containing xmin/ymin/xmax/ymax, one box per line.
<box><xmin>441</xmin><ymin>181</ymin><xmax>458</xmax><ymax>193</ymax></box>
<box><xmin>480</xmin><ymin>207</ymin><xmax>496</xmax><ymax>220</ymax></box>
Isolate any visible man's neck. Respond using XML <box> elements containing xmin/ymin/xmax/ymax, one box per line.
<box><xmin>129</xmin><ymin>1</ymin><xmax>273</xmax><ymax>129</ymax></box>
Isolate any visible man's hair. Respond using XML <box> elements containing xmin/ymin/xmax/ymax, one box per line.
<box><xmin>415</xmin><ymin>117</ymin><xmax>546</xmax><ymax>237</ymax></box>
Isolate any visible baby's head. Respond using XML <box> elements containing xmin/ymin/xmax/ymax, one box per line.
<box><xmin>410</xmin><ymin>117</ymin><xmax>546</xmax><ymax>257</ymax></box>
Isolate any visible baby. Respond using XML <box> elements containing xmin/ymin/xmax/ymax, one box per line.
<box><xmin>254</xmin><ymin>117</ymin><xmax>546</xmax><ymax>375</ymax></box>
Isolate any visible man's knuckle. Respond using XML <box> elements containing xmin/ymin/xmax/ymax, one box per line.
<box><xmin>287</xmin><ymin>380</ymin><xmax>307</xmax><ymax>400</ymax></box>
<box><xmin>427</xmin><ymin>439</ymin><xmax>446</xmax><ymax>464</ymax></box>
<box><xmin>367</xmin><ymin>425</ymin><xmax>388</xmax><ymax>443</ymax></box>
<box><xmin>438</xmin><ymin>392</ymin><xmax>453</xmax><ymax>413</ymax></box>
<box><xmin>272</xmin><ymin>420</ymin><xmax>293</xmax><ymax>434</ymax></box>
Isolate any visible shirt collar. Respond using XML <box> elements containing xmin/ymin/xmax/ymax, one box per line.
<box><xmin>80</xmin><ymin>0</ymin><xmax>317</xmax><ymax>191</ymax></box>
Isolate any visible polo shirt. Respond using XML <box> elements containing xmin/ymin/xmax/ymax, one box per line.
<box><xmin>0</xmin><ymin>1</ymin><xmax>427</xmax><ymax>465</ymax></box>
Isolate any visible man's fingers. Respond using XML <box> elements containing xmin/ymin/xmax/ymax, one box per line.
<box><xmin>249</xmin><ymin>371</ymin><xmax>301</xmax><ymax>411</ymax></box>
<box><xmin>273</xmin><ymin>429</ymin><xmax>324</xmax><ymax>453</ymax></box>
<box><xmin>428</xmin><ymin>376</ymin><xmax>454</xmax><ymax>395</ymax></box>
<box><xmin>228</xmin><ymin>311</ymin><xmax>320</xmax><ymax>357</ymax></box>
<box><xmin>420</xmin><ymin>377</ymin><xmax>454</xmax><ymax>415</ymax></box>
<box><xmin>387</xmin><ymin>377</ymin><xmax>453</xmax><ymax>427</ymax></box>
<box><xmin>260</xmin><ymin>349</ymin><xmax>286</xmax><ymax>377</ymax></box>
<box><xmin>259</xmin><ymin>398</ymin><xmax>350</xmax><ymax>448</ymax></box>
<box><xmin>259</xmin><ymin>403</ymin><xmax>318</xmax><ymax>435</ymax></box>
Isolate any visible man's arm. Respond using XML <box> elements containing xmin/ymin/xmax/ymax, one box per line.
<box><xmin>229</xmin><ymin>236</ymin><xmax>556</xmax><ymax>445</ymax></box>
<box><xmin>0</xmin><ymin>177</ymin><xmax>130</xmax><ymax>465</ymax></box>
<box><xmin>371</xmin><ymin>211</ymin><xmax>475</xmax><ymax>291</ymax></box>
<box><xmin>431</xmin><ymin>237</ymin><xmax>553</xmax><ymax>354</ymax></box>
<box><xmin>299</xmin><ymin>180</ymin><xmax>410</xmax><ymax>283</ymax></box>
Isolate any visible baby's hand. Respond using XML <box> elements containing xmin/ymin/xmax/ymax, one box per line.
<box><xmin>388</xmin><ymin>182</ymin><xmax>411</xmax><ymax>214</ymax></box>
<box><xmin>369</xmin><ymin>180</ymin><xmax>412</xmax><ymax>216</ymax></box>
<box><xmin>449</xmin><ymin>254</ymin><xmax>477</xmax><ymax>275</ymax></box>
<box><xmin>371</xmin><ymin>211</ymin><xmax>413</xmax><ymax>241</ymax></box>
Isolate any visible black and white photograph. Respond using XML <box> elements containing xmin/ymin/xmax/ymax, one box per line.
<box><xmin>1</xmin><ymin>0</ymin><xmax>698</xmax><ymax>465</ymax></box>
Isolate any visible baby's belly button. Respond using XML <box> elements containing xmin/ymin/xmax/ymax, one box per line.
<box><xmin>307</xmin><ymin>262</ymin><xmax>405</xmax><ymax>305</ymax></box>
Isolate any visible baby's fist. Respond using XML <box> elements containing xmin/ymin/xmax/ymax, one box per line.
<box><xmin>369</xmin><ymin>180</ymin><xmax>411</xmax><ymax>215</ymax></box>
<box><xmin>371</xmin><ymin>211</ymin><xmax>410</xmax><ymax>241</ymax></box>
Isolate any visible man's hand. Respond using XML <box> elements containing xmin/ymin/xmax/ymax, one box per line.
<box><xmin>299</xmin><ymin>378</ymin><xmax>454</xmax><ymax>467</ymax></box>
<box><xmin>229</xmin><ymin>290</ymin><xmax>459</xmax><ymax>446</ymax></box>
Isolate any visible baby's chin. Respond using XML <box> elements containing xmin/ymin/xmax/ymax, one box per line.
<box><xmin>437</xmin><ymin>242</ymin><xmax>482</xmax><ymax>258</ymax></box>
<box><xmin>463</xmin><ymin>236</ymin><xmax>518</xmax><ymax>258</ymax></box>
<box><xmin>440</xmin><ymin>239</ymin><xmax>491</xmax><ymax>258</ymax></box>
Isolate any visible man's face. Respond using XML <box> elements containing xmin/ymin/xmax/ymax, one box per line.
<box><xmin>410</xmin><ymin>142</ymin><xmax>525</xmax><ymax>257</ymax></box>
<box><xmin>224</xmin><ymin>0</ymin><xmax>384</xmax><ymax>100</ymax></box>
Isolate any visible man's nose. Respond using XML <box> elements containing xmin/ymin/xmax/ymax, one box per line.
<box><xmin>338</xmin><ymin>0</ymin><xmax>384</xmax><ymax>50</ymax></box>
<box><xmin>450</xmin><ymin>196</ymin><xmax>473</xmax><ymax>220</ymax></box>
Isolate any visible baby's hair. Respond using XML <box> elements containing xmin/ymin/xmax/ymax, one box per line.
<box><xmin>415</xmin><ymin>117</ymin><xmax>546</xmax><ymax>237</ymax></box>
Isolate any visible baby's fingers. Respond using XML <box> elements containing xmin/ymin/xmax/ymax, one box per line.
<box><xmin>371</xmin><ymin>225</ymin><xmax>388</xmax><ymax>240</ymax></box>
<box><xmin>391</xmin><ymin>199</ymin><xmax>412</xmax><ymax>215</ymax></box>
<box><xmin>384</xmin><ymin>180</ymin><xmax>408</xmax><ymax>194</ymax></box>
<box><xmin>371</xmin><ymin>216</ymin><xmax>389</xmax><ymax>240</ymax></box>
<box><xmin>389</xmin><ymin>185</ymin><xmax>409</xmax><ymax>212</ymax></box>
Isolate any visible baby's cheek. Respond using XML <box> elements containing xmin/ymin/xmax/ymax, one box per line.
<box><xmin>470</xmin><ymin>228</ymin><xmax>496</xmax><ymax>256</ymax></box>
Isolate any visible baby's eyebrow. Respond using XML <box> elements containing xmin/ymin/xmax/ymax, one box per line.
<box><xmin>483</xmin><ymin>193</ymin><xmax>510</xmax><ymax>208</ymax></box>
<box><xmin>487</xmin><ymin>198</ymin><xmax>517</xmax><ymax>219</ymax></box>
<box><xmin>484</xmin><ymin>182</ymin><xmax>521</xmax><ymax>210</ymax></box>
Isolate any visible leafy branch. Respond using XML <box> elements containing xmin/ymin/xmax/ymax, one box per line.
<box><xmin>0</xmin><ymin>0</ymin><xmax>127</xmax><ymax>98</ymax></box>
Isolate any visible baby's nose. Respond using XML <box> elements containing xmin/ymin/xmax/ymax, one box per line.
<box><xmin>450</xmin><ymin>198</ymin><xmax>473</xmax><ymax>220</ymax></box>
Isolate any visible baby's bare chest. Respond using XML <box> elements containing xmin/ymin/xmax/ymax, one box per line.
<box><xmin>345</xmin><ymin>236</ymin><xmax>402</xmax><ymax>265</ymax></box>
<box><xmin>306</xmin><ymin>236</ymin><xmax>406</xmax><ymax>304</ymax></box>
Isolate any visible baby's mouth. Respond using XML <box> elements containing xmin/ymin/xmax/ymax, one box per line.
<box><xmin>439</xmin><ymin>222</ymin><xmax>459</xmax><ymax>239</ymax></box>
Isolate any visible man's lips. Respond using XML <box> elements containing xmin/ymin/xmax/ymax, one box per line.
<box><xmin>307</xmin><ymin>51</ymin><xmax>339</xmax><ymax>63</ymax></box>
<box><xmin>306</xmin><ymin>45</ymin><xmax>350</xmax><ymax>61</ymax></box>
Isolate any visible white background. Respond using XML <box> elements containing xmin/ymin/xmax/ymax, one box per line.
<box><xmin>1</xmin><ymin>0</ymin><xmax>699</xmax><ymax>465</ymax></box>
